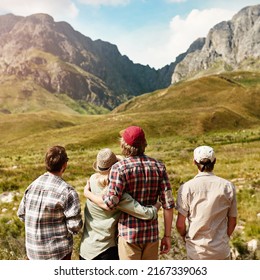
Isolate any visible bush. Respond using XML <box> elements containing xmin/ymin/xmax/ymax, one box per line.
<box><xmin>0</xmin><ymin>217</ymin><xmax>26</xmax><ymax>259</ymax></box>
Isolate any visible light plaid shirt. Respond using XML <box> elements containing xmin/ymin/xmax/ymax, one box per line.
<box><xmin>103</xmin><ymin>155</ymin><xmax>175</xmax><ymax>244</ymax></box>
<box><xmin>17</xmin><ymin>172</ymin><xmax>82</xmax><ymax>260</ymax></box>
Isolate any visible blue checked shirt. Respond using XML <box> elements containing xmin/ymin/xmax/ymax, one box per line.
<box><xmin>17</xmin><ymin>172</ymin><xmax>82</xmax><ymax>259</ymax></box>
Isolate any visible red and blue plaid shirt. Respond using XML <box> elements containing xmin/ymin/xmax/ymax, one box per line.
<box><xmin>103</xmin><ymin>155</ymin><xmax>174</xmax><ymax>244</ymax></box>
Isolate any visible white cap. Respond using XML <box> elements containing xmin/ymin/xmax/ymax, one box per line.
<box><xmin>194</xmin><ymin>146</ymin><xmax>216</xmax><ymax>163</ymax></box>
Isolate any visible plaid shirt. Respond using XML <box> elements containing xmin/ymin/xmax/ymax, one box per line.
<box><xmin>103</xmin><ymin>155</ymin><xmax>174</xmax><ymax>244</ymax></box>
<box><xmin>17</xmin><ymin>172</ymin><xmax>82</xmax><ymax>260</ymax></box>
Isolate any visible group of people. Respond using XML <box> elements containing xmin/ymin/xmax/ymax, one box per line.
<box><xmin>17</xmin><ymin>125</ymin><xmax>237</xmax><ymax>260</ymax></box>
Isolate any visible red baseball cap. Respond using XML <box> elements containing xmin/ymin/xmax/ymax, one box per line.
<box><xmin>121</xmin><ymin>126</ymin><xmax>146</xmax><ymax>147</ymax></box>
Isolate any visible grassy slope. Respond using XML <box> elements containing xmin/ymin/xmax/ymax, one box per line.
<box><xmin>114</xmin><ymin>72</ymin><xmax>260</xmax><ymax>128</ymax></box>
<box><xmin>0</xmin><ymin>71</ymin><xmax>259</xmax><ymax>259</ymax></box>
<box><xmin>0</xmin><ymin>49</ymin><xmax>109</xmax><ymax>115</ymax></box>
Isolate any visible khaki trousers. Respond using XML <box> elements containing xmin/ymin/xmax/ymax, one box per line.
<box><xmin>187</xmin><ymin>255</ymin><xmax>231</xmax><ymax>260</ymax></box>
<box><xmin>118</xmin><ymin>236</ymin><xmax>159</xmax><ymax>260</ymax></box>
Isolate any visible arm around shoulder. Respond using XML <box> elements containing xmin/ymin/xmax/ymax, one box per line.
<box><xmin>84</xmin><ymin>182</ymin><xmax>110</xmax><ymax>210</ymax></box>
<box><xmin>117</xmin><ymin>192</ymin><xmax>159</xmax><ymax>220</ymax></box>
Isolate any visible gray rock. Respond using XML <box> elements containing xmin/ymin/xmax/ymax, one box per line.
<box><xmin>0</xmin><ymin>13</ymin><xmax>172</xmax><ymax>111</ymax></box>
<box><xmin>172</xmin><ymin>5</ymin><xmax>260</xmax><ymax>83</ymax></box>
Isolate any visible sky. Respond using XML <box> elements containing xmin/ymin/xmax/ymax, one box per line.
<box><xmin>0</xmin><ymin>0</ymin><xmax>259</xmax><ymax>69</ymax></box>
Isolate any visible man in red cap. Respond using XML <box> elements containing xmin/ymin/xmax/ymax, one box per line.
<box><xmin>102</xmin><ymin>126</ymin><xmax>174</xmax><ymax>260</ymax></box>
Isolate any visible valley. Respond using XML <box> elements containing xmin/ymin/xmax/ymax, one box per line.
<box><xmin>0</xmin><ymin>72</ymin><xmax>259</xmax><ymax>259</ymax></box>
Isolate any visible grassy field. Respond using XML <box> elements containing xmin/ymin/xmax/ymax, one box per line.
<box><xmin>0</xmin><ymin>71</ymin><xmax>259</xmax><ymax>260</ymax></box>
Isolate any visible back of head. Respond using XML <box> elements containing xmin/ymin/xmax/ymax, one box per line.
<box><xmin>120</xmin><ymin>126</ymin><xmax>147</xmax><ymax>156</ymax></box>
<box><xmin>194</xmin><ymin>146</ymin><xmax>216</xmax><ymax>172</ymax></box>
<box><xmin>45</xmin><ymin>146</ymin><xmax>68</xmax><ymax>173</ymax></box>
<box><xmin>93</xmin><ymin>148</ymin><xmax>118</xmax><ymax>174</ymax></box>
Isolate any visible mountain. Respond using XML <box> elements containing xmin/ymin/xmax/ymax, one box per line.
<box><xmin>0</xmin><ymin>13</ymin><xmax>176</xmax><ymax>113</ymax></box>
<box><xmin>1</xmin><ymin>73</ymin><xmax>259</xmax><ymax>261</ymax></box>
<box><xmin>0</xmin><ymin>5</ymin><xmax>259</xmax><ymax>114</ymax></box>
<box><xmin>172</xmin><ymin>5</ymin><xmax>260</xmax><ymax>83</ymax></box>
<box><xmin>113</xmin><ymin>71</ymin><xmax>260</xmax><ymax>135</ymax></box>
<box><xmin>1</xmin><ymin>71</ymin><xmax>259</xmax><ymax>153</ymax></box>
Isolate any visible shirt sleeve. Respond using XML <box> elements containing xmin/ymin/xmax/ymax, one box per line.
<box><xmin>102</xmin><ymin>164</ymin><xmax>124</xmax><ymax>209</ymax></box>
<box><xmin>17</xmin><ymin>195</ymin><xmax>26</xmax><ymax>222</ymax></box>
<box><xmin>176</xmin><ymin>184</ymin><xmax>189</xmax><ymax>217</ymax></box>
<box><xmin>64</xmin><ymin>189</ymin><xmax>83</xmax><ymax>234</ymax></box>
<box><xmin>159</xmin><ymin>167</ymin><xmax>175</xmax><ymax>210</ymax></box>
<box><xmin>227</xmin><ymin>183</ymin><xmax>237</xmax><ymax>217</ymax></box>
<box><xmin>117</xmin><ymin>192</ymin><xmax>157</xmax><ymax>220</ymax></box>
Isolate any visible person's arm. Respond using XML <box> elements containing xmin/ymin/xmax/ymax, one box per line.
<box><xmin>84</xmin><ymin>181</ymin><xmax>111</xmax><ymax>210</ymax></box>
<box><xmin>176</xmin><ymin>212</ymin><xmax>187</xmax><ymax>242</ymax></box>
<box><xmin>85</xmin><ymin>183</ymin><xmax>160</xmax><ymax>219</ymax></box>
<box><xmin>227</xmin><ymin>216</ymin><xmax>237</xmax><ymax>237</ymax></box>
<box><xmin>227</xmin><ymin>183</ymin><xmax>237</xmax><ymax>237</ymax></box>
<box><xmin>64</xmin><ymin>189</ymin><xmax>83</xmax><ymax>234</ymax></box>
<box><xmin>158</xmin><ymin>166</ymin><xmax>175</xmax><ymax>254</ymax></box>
<box><xmin>117</xmin><ymin>192</ymin><xmax>160</xmax><ymax>220</ymax></box>
<box><xmin>17</xmin><ymin>195</ymin><xmax>26</xmax><ymax>222</ymax></box>
<box><xmin>160</xmin><ymin>208</ymin><xmax>173</xmax><ymax>254</ymax></box>
<box><xmin>102</xmin><ymin>164</ymin><xmax>126</xmax><ymax>209</ymax></box>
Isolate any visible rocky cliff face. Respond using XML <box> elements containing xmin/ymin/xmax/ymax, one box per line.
<box><xmin>172</xmin><ymin>5</ymin><xmax>260</xmax><ymax>83</ymax></box>
<box><xmin>1</xmin><ymin>5</ymin><xmax>258</xmax><ymax>111</ymax></box>
<box><xmin>0</xmin><ymin>13</ymin><xmax>174</xmax><ymax>110</ymax></box>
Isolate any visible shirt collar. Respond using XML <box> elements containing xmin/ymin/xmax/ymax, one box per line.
<box><xmin>195</xmin><ymin>171</ymin><xmax>214</xmax><ymax>178</ymax></box>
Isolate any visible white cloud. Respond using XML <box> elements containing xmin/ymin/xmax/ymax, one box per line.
<box><xmin>116</xmin><ymin>8</ymin><xmax>236</xmax><ymax>68</ymax></box>
<box><xmin>114</xmin><ymin>25</ymin><xmax>170</xmax><ymax>68</ymax></box>
<box><xmin>168</xmin><ymin>8</ymin><xmax>235</xmax><ymax>60</ymax></box>
<box><xmin>0</xmin><ymin>0</ymin><xmax>79</xmax><ymax>20</ymax></box>
<box><xmin>77</xmin><ymin>0</ymin><xmax>130</xmax><ymax>6</ymax></box>
<box><xmin>0</xmin><ymin>1</ymin><xmax>241</xmax><ymax>69</ymax></box>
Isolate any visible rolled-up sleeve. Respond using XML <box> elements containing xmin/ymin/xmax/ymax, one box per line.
<box><xmin>159</xmin><ymin>168</ymin><xmax>175</xmax><ymax>209</ymax></box>
<box><xmin>103</xmin><ymin>165</ymin><xmax>124</xmax><ymax>209</ymax></box>
<box><xmin>17</xmin><ymin>195</ymin><xmax>26</xmax><ymax>222</ymax></box>
<box><xmin>176</xmin><ymin>184</ymin><xmax>189</xmax><ymax>217</ymax></box>
<box><xmin>64</xmin><ymin>190</ymin><xmax>83</xmax><ymax>234</ymax></box>
<box><xmin>228</xmin><ymin>183</ymin><xmax>237</xmax><ymax>217</ymax></box>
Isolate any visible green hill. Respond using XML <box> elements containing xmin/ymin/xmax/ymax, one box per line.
<box><xmin>0</xmin><ymin>71</ymin><xmax>259</xmax><ymax>260</ymax></box>
<box><xmin>1</xmin><ymin>71</ymin><xmax>259</xmax><ymax>151</ymax></box>
<box><xmin>113</xmin><ymin>71</ymin><xmax>260</xmax><ymax>134</ymax></box>
<box><xmin>0</xmin><ymin>76</ymin><xmax>109</xmax><ymax>115</ymax></box>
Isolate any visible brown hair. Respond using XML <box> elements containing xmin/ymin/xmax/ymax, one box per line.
<box><xmin>45</xmin><ymin>146</ymin><xmax>69</xmax><ymax>172</ymax></box>
<box><xmin>120</xmin><ymin>137</ymin><xmax>146</xmax><ymax>157</ymax></box>
<box><xmin>195</xmin><ymin>158</ymin><xmax>216</xmax><ymax>172</ymax></box>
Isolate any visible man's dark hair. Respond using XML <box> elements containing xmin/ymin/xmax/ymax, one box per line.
<box><xmin>195</xmin><ymin>158</ymin><xmax>216</xmax><ymax>172</ymax></box>
<box><xmin>45</xmin><ymin>146</ymin><xmax>68</xmax><ymax>172</ymax></box>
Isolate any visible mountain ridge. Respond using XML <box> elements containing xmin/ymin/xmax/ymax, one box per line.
<box><xmin>0</xmin><ymin>12</ymin><xmax>203</xmax><ymax>113</ymax></box>
<box><xmin>171</xmin><ymin>4</ymin><xmax>260</xmax><ymax>83</ymax></box>
<box><xmin>0</xmin><ymin>13</ymin><xmax>176</xmax><ymax>112</ymax></box>
<box><xmin>0</xmin><ymin>5</ymin><xmax>259</xmax><ymax>114</ymax></box>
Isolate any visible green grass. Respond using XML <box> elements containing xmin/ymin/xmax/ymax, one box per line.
<box><xmin>0</xmin><ymin>71</ymin><xmax>259</xmax><ymax>259</ymax></box>
<box><xmin>54</xmin><ymin>94</ymin><xmax>109</xmax><ymax>115</ymax></box>
<box><xmin>0</xmin><ymin>48</ymin><xmax>111</xmax><ymax>115</ymax></box>
<box><xmin>0</xmin><ymin>128</ymin><xmax>259</xmax><ymax>260</ymax></box>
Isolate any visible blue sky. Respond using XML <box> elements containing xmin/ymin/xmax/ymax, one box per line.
<box><xmin>0</xmin><ymin>0</ymin><xmax>259</xmax><ymax>68</ymax></box>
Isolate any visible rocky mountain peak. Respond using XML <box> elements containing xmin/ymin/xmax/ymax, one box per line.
<box><xmin>0</xmin><ymin>5</ymin><xmax>258</xmax><ymax>113</ymax></box>
<box><xmin>0</xmin><ymin>13</ymin><xmax>175</xmax><ymax>111</ymax></box>
<box><xmin>172</xmin><ymin>4</ymin><xmax>260</xmax><ymax>83</ymax></box>
<box><xmin>0</xmin><ymin>14</ymin><xmax>22</xmax><ymax>34</ymax></box>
